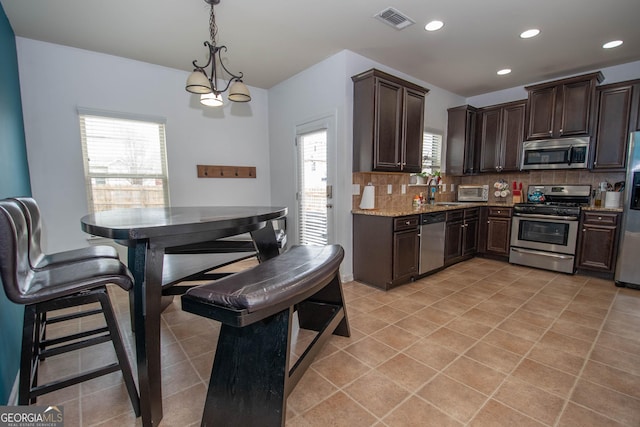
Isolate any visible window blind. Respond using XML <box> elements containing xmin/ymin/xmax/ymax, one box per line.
<box><xmin>422</xmin><ymin>131</ymin><xmax>443</xmax><ymax>173</ymax></box>
<box><xmin>79</xmin><ymin>112</ymin><xmax>170</xmax><ymax>213</ymax></box>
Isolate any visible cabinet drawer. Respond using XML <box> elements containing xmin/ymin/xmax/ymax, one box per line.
<box><xmin>583</xmin><ymin>212</ymin><xmax>618</xmax><ymax>226</ymax></box>
<box><xmin>464</xmin><ymin>208</ymin><xmax>480</xmax><ymax>220</ymax></box>
<box><xmin>394</xmin><ymin>215</ymin><xmax>419</xmax><ymax>231</ymax></box>
<box><xmin>487</xmin><ymin>207</ymin><xmax>512</xmax><ymax>218</ymax></box>
<box><xmin>446</xmin><ymin>210</ymin><xmax>464</xmax><ymax>222</ymax></box>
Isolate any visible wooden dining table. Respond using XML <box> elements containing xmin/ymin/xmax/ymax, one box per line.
<box><xmin>81</xmin><ymin>206</ymin><xmax>287</xmax><ymax>427</ymax></box>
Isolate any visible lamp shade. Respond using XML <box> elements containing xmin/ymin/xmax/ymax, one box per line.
<box><xmin>200</xmin><ymin>92</ymin><xmax>224</xmax><ymax>107</ymax></box>
<box><xmin>186</xmin><ymin>70</ymin><xmax>212</xmax><ymax>94</ymax></box>
<box><xmin>228</xmin><ymin>80</ymin><xmax>251</xmax><ymax>102</ymax></box>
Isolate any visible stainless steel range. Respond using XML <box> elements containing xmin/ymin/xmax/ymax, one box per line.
<box><xmin>509</xmin><ymin>184</ymin><xmax>591</xmax><ymax>273</ymax></box>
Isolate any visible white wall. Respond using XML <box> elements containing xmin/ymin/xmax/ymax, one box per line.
<box><xmin>268</xmin><ymin>50</ymin><xmax>465</xmax><ymax>280</ymax></box>
<box><xmin>467</xmin><ymin>60</ymin><xmax>640</xmax><ymax>107</ymax></box>
<box><xmin>16</xmin><ymin>38</ymin><xmax>270</xmax><ymax>252</ymax></box>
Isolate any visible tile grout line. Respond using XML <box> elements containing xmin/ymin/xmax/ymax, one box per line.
<box><xmin>442</xmin><ymin>270</ymin><xmax>566</xmax><ymax>426</ymax></box>
<box><xmin>552</xmin><ymin>284</ymin><xmax>639</xmax><ymax>427</ymax></box>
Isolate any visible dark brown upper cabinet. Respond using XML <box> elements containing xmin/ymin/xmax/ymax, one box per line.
<box><xmin>525</xmin><ymin>72</ymin><xmax>603</xmax><ymax>140</ymax></box>
<box><xmin>478</xmin><ymin>100</ymin><xmax>526</xmax><ymax>172</ymax></box>
<box><xmin>446</xmin><ymin>105</ymin><xmax>478</xmax><ymax>176</ymax></box>
<box><xmin>592</xmin><ymin>82</ymin><xmax>634</xmax><ymax>170</ymax></box>
<box><xmin>352</xmin><ymin>69</ymin><xmax>429</xmax><ymax>173</ymax></box>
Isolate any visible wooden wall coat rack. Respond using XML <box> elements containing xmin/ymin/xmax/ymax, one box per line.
<box><xmin>197</xmin><ymin>164</ymin><xmax>257</xmax><ymax>179</ymax></box>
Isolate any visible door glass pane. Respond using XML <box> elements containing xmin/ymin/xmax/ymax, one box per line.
<box><xmin>298</xmin><ymin>130</ymin><xmax>327</xmax><ymax>245</ymax></box>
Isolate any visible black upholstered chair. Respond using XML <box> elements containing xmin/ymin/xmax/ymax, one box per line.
<box><xmin>0</xmin><ymin>200</ymin><xmax>139</xmax><ymax>414</ymax></box>
<box><xmin>10</xmin><ymin>197</ymin><xmax>118</xmax><ymax>269</ymax></box>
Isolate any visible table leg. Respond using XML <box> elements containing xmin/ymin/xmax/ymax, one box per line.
<box><xmin>129</xmin><ymin>242</ymin><xmax>164</xmax><ymax>427</ymax></box>
<box><xmin>250</xmin><ymin>221</ymin><xmax>280</xmax><ymax>262</ymax></box>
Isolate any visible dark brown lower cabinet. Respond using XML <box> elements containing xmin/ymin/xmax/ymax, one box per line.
<box><xmin>576</xmin><ymin>211</ymin><xmax>620</xmax><ymax>275</ymax></box>
<box><xmin>445</xmin><ymin>208</ymin><xmax>478</xmax><ymax>265</ymax></box>
<box><xmin>353</xmin><ymin>214</ymin><xmax>419</xmax><ymax>290</ymax></box>
<box><xmin>479</xmin><ymin>207</ymin><xmax>512</xmax><ymax>258</ymax></box>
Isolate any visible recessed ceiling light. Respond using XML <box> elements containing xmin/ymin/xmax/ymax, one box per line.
<box><xmin>425</xmin><ymin>20</ymin><xmax>444</xmax><ymax>31</ymax></box>
<box><xmin>603</xmin><ymin>40</ymin><xmax>623</xmax><ymax>49</ymax></box>
<box><xmin>497</xmin><ymin>69</ymin><xmax>512</xmax><ymax>76</ymax></box>
<box><xmin>520</xmin><ymin>29</ymin><xmax>540</xmax><ymax>39</ymax></box>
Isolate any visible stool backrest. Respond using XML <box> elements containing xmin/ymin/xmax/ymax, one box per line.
<box><xmin>10</xmin><ymin>197</ymin><xmax>46</xmax><ymax>269</ymax></box>
<box><xmin>0</xmin><ymin>200</ymin><xmax>35</xmax><ymax>304</ymax></box>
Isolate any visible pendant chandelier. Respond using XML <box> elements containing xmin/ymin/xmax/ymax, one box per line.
<box><xmin>185</xmin><ymin>0</ymin><xmax>250</xmax><ymax>107</ymax></box>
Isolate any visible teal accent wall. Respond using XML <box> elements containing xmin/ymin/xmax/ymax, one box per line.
<box><xmin>0</xmin><ymin>4</ymin><xmax>31</xmax><ymax>404</ymax></box>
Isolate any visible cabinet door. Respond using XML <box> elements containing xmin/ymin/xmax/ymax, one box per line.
<box><xmin>577</xmin><ymin>225</ymin><xmax>617</xmax><ymax>271</ymax></box>
<box><xmin>374</xmin><ymin>78</ymin><xmax>403</xmax><ymax>171</ymax></box>
<box><xmin>462</xmin><ymin>218</ymin><xmax>479</xmax><ymax>256</ymax></box>
<box><xmin>527</xmin><ymin>86</ymin><xmax>557</xmax><ymax>139</ymax></box>
<box><xmin>393</xmin><ymin>229</ymin><xmax>419</xmax><ymax>280</ymax></box>
<box><xmin>486</xmin><ymin>217</ymin><xmax>511</xmax><ymax>255</ymax></box>
<box><xmin>558</xmin><ymin>80</ymin><xmax>594</xmax><ymax>137</ymax></box>
<box><xmin>635</xmin><ymin>83</ymin><xmax>640</xmax><ymax>131</ymax></box>
<box><xmin>500</xmin><ymin>102</ymin><xmax>526</xmax><ymax>171</ymax></box>
<box><xmin>402</xmin><ymin>88</ymin><xmax>426</xmax><ymax>173</ymax></box>
<box><xmin>446</xmin><ymin>106</ymin><xmax>477</xmax><ymax>176</ymax></box>
<box><xmin>593</xmin><ymin>84</ymin><xmax>633</xmax><ymax>170</ymax></box>
<box><xmin>444</xmin><ymin>220</ymin><xmax>463</xmax><ymax>262</ymax></box>
<box><xmin>479</xmin><ymin>108</ymin><xmax>501</xmax><ymax>172</ymax></box>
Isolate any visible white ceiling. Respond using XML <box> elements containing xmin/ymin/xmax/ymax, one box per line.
<box><xmin>2</xmin><ymin>0</ymin><xmax>640</xmax><ymax>97</ymax></box>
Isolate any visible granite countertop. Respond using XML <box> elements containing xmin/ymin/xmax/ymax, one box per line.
<box><xmin>352</xmin><ymin>203</ymin><xmax>623</xmax><ymax>217</ymax></box>
<box><xmin>582</xmin><ymin>206</ymin><xmax>624</xmax><ymax>212</ymax></box>
<box><xmin>352</xmin><ymin>202</ymin><xmax>514</xmax><ymax>217</ymax></box>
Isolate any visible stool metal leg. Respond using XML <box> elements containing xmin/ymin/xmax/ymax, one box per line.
<box><xmin>202</xmin><ymin>307</ymin><xmax>292</xmax><ymax>427</ymax></box>
<box><xmin>19</xmin><ymin>305</ymin><xmax>37</xmax><ymax>405</ymax></box>
<box><xmin>97</xmin><ymin>289</ymin><xmax>141</xmax><ymax>417</ymax></box>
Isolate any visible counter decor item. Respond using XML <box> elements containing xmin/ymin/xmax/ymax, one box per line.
<box><xmin>493</xmin><ymin>179</ymin><xmax>510</xmax><ymax>201</ymax></box>
<box><xmin>512</xmin><ymin>181</ymin><xmax>523</xmax><ymax>203</ymax></box>
<box><xmin>528</xmin><ymin>189</ymin><xmax>545</xmax><ymax>203</ymax></box>
<box><xmin>605</xmin><ymin>191</ymin><xmax>621</xmax><ymax>208</ymax></box>
<box><xmin>360</xmin><ymin>183</ymin><xmax>375</xmax><ymax>209</ymax></box>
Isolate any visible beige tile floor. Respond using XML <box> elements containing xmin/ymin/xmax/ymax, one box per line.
<box><xmin>33</xmin><ymin>257</ymin><xmax>640</xmax><ymax>426</ymax></box>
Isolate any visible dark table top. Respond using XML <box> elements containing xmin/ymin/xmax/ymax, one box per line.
<box><xmin>81</xmin><ymin>206</ymin><xmax>288</xmax><ymax>241</ymax></box>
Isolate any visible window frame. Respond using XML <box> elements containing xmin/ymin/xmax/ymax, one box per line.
<box><xmin>78</xmin><ymin>108</ymin><xmax>170</xmax><ymax>213</ymax></box>
<box><xmin>421</xmin><ymin>130</ymin><xmax>443</xmax><ymax>174</ymax></box>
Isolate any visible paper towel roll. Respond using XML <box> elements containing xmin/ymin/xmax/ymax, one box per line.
<box><xmin>359</xmin><ymin>184</ymin><xmax>375</xmax><ymax>209</ymax></box>
<box><xmin>604</xmin><ymin>191</ymin><xmax>621</xmax><ymax>208</ymax></box>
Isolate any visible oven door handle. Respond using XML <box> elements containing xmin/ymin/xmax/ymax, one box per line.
<box><xmin>513</xmin><ymin>213</ymin><xmax>579</xmax><ymax>221</ymax></box>
<box><xmin>511</xmin><ymin>247</ymin><xmax>574</xmax><ymax>260</ymax></box>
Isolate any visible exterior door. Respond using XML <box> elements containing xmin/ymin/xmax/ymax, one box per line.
<box><xmin>296</xmin><ymin>116</ymin><xmax>335</xmax><ymax>245</ymax></box>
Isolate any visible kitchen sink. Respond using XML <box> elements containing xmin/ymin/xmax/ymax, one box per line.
<box><xmin>433</xmin><ymin>202</ymin><xmax>472</xmax><ymax>206</ymax></box>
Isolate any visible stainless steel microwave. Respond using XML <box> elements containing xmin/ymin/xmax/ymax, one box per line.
<box><xmin>458</xmin><ymin>185</ymin><xmax>489</xmax><ymax>202</ymax></box>
<box><xmin>521</xmin><ymin>138</ymin><xmax>590</xmax><ymax>170</ymax></box>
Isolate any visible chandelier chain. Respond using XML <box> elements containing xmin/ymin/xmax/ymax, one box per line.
<box><xmin>209</xmin><ymin>3</ymin><xmax>218</xmax><ymax>45</ymax></box>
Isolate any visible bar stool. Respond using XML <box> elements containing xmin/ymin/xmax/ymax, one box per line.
<box><xmin>0</xmin><ymin>201</ymin><xmax>140</xmax><ymax>414</ymax></box>
<box><xmin>10</xmin><ymin>197</ymin><xmax>119</xmax><ymax>269</ymax></box>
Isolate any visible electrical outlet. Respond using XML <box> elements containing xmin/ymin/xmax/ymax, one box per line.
<box><xmin>401</xmin><ymin>184</ymin><xmax>406</xmax><ymax>194</ymax></box>
<box><xmin>387</xmin><ymin>184</ymin><xmax>393</xmax><ymax>194</ymax></box>
<box><xmin>352</xmin><ymin>184</ymin><xmax>360</xmax><ymax>195</ymax></box>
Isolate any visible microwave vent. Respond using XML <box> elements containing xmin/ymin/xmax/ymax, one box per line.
<box><xmin>374</xmin><ymin>7</ymin><xmax>415</xmax><ymax>30</ymax></box>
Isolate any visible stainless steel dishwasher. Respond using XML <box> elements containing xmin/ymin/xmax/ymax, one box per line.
<box><xmin>419</xmin><ymin>212</ymin><xmax>446</xmax><ymax>275</ymax></box>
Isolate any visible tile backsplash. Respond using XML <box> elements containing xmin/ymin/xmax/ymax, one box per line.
<box><xmin>352</xmin><ymin>170</ymin><xmax>626</xmax><ymax>210</ymax></box>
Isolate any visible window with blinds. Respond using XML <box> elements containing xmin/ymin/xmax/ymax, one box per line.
<box><xmin>79</xmin><ymin>111</ymin><xmax>170</xmax><ymax>213</ymax></box>
<box><xmin>297</xmin><ymin>129</ymin><xmax>328</xmax><ymax>245</ymax></box>
<box><xmin>422</xmin><ymin>131</ymin><xmax>443</xmax><ymax>174</ymax></box>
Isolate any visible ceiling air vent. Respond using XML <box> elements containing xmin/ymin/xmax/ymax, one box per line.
<box><xmin>375</xmin><ymin>7</ymin><xmax>415</xmax><ymax>30</ymax></box>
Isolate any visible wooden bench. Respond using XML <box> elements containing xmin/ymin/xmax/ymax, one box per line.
<box><xmin>181</xmin><ymin>244</ymin><xmax>350</xmax><ymax>427</ymax></box>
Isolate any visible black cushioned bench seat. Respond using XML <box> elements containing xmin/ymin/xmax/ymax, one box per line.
<box><xmin>183</xmin><ymin>244</ymin><xmax>343</xmax><ymax>318</ymax></box>
<box><xmin>181</xmin><ymin>244</ymin><xmax>350</xmax><ymax>427</ymax></box>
